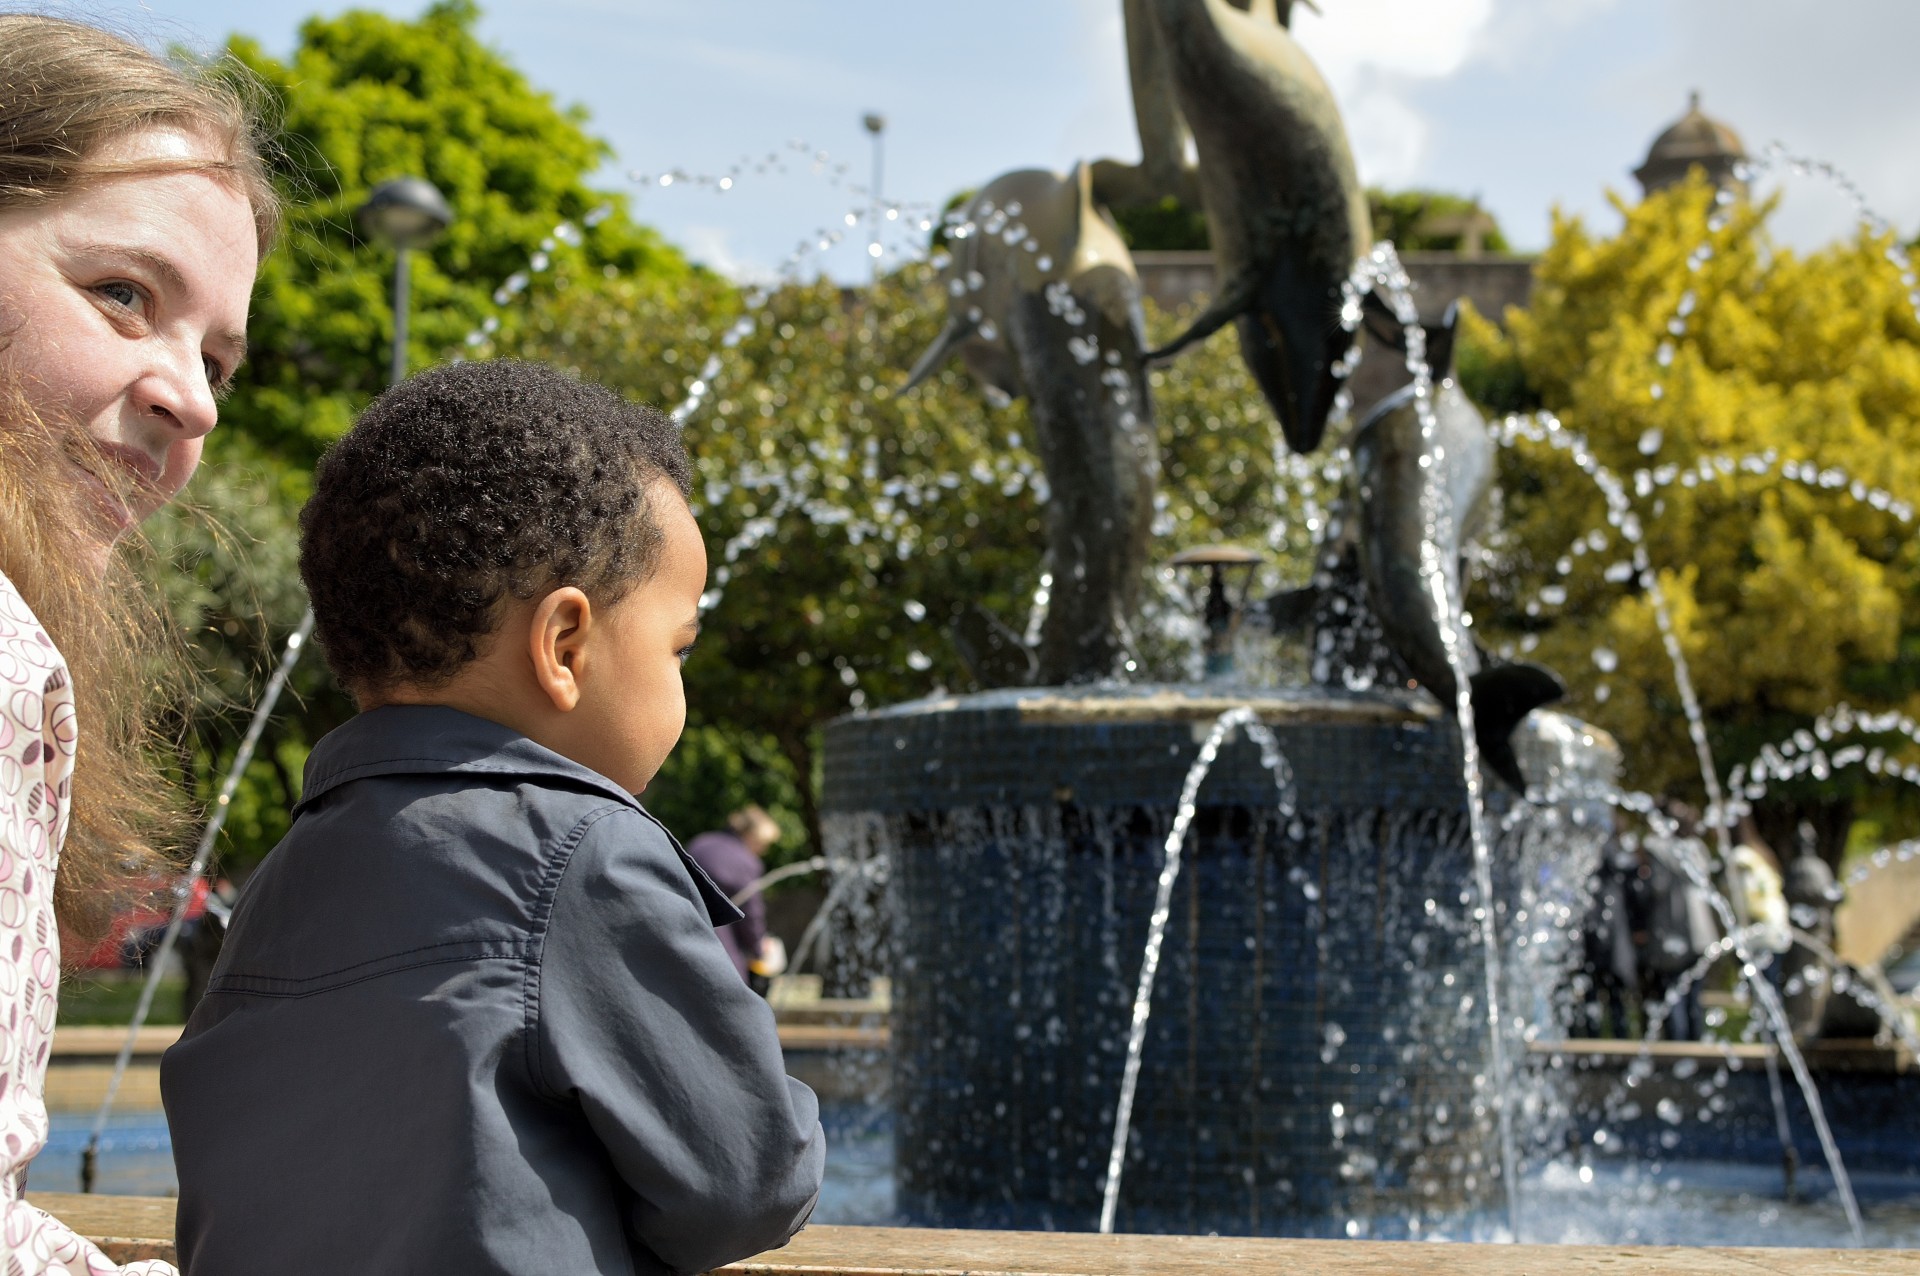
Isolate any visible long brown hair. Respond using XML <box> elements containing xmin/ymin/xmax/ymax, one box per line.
<box><xmin>0</xmin><ymin>391</ymin><xmax>187</xmax><ymax>945</ymax></box>
<box><xmin>0</xmin><ymin>14</ymin><xmax>281</xmax><ymax>255</ymax></box>
<box><xmin>0</xmin><ymin>15</ymin><xmax>281</xmax><ymax>944</ymax></box>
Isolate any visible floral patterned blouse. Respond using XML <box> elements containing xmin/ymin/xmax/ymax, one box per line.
<box><xmin>0</xmin><ymin>569</ymin><xmax>176</xmax><ymax>1274</ymax></box>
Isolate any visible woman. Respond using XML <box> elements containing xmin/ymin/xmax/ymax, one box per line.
<box><xmin>0</xmin><ymin>16</ymin><xmax>277</xmax><ymax>1273</ymax></box>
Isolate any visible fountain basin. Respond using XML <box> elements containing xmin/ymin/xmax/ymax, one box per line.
<box><xmin>821</xmin><ymin>684</ymin><xmax>1603</xmax><ymax>1237</ymax></box>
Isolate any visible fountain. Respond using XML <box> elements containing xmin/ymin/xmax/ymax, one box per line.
<box><xmin>814</xmin><ymin>0</ymin><xmax>1919</xmax><ymax>1246</ymax></box>
<box><xmin>816</xmin><ymin>0</ymin><xmax>1620</xmax><ymax>1238</ymax></box>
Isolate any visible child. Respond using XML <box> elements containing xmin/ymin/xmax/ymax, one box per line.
<box><xmin>161</xmin><ymin>360</ymin><xmax>825</xmax><ymax>1275</ymax></box>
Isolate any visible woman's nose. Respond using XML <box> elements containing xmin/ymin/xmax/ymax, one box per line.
<box><xmin>134</xmin><ymin>348</ymin><xmax>219</xmax><ymax>440</ymax></box>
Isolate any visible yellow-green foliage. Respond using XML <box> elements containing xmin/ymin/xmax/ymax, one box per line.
<box><xmin>1467</xmin><ymin>175</ymin><xmax>1920</xmax><ymax>818</ymax></box>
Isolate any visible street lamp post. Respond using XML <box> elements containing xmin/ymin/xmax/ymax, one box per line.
<box><xmin>862</xmin><ymin>112</ymin><xmax>886</xmax><ymax>280</ymax></box>
<box><xmin>354</xmin><ymin>176</ymin><xmax>454</xmax><ymax>384</ymax></box>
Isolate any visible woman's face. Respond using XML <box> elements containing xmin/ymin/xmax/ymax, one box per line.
<box><xmin>0</xmin><ymin>128</ymin><xmax>259</xmax><ymax>548</ymax></box>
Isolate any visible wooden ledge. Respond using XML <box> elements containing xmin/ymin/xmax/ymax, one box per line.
<box><xmin>777</xmin><ymin>1022</ymin><xmax>890</xmax><ymax>1051</ymax></box>
<box><xmin>48</xmin><ymin>1026</ymin><xmax>183</xmax><ymax>1060</ymax></box>
<box><xmin>46</xmin><ymin>1022</ymin><xmax>882</xmax><ymax>1061</ymax></box>
<box><xmin>28</xmin><ymin>1196</ymin><xmax>1911</xmax><ymax>1273</ymax></box>
<box><xmin>735</xmin><ymin>1227</ymin><xmax>1916</xmax><ymax>1274</ymax></box>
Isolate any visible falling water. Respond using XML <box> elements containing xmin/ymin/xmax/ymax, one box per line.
<box><xmin>1672</xmin><ymin>845</ymin><xmax>1868</xmax><ymax>1242</ymax></box>
<box><xmin>1098</xmin><ymin>706</ymin><xmax>1296</xmax><ymax>1233</ymax></box>
<box><xmin>1341</xmin><ymin>243</ymin><xmax>1525</xmax><ymax>1237</ymax></box>
<box><xmin>1517</xmin><ymin>768</ymin><xmax>1877</xmax><ymax>1242</ymax></box>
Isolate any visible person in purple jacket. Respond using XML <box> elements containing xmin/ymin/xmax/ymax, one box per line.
<box><xmin>686</xmin><ymin>807</ymin><xmax>782</xmax><ymax>987</ymax></box>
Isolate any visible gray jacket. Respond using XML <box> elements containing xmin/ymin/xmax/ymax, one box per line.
<box><xmin>161</xmin><ymin>706</ymin><xmax>824</xmax><ymax>1275</ymax></box>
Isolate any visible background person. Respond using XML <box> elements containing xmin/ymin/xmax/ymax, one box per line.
<box><xmin>0</xmin><ymin>14</ymin><xmax>276</xmax><ymax>1273</ymax></box>
<box><xmin>686</xmin><ymin>805</ymin><xmax>786</xmax><ymax>993</ymax></box>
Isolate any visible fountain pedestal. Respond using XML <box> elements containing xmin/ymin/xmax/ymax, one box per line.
<box><xmin>822</xmin><ymin>685</ymin><xmax>1603</xmax><ymax>1237</ymax></box>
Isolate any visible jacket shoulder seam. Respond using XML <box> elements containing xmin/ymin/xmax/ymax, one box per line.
<box><xmin>206</xmin><ymin>939</ymin><xmax>538</xmax><ymax>999</ymax></box>
<box><xmin>524</xmin><ymin>802</ymin><xmax>638</xmax><ymax>1102</ymax></box>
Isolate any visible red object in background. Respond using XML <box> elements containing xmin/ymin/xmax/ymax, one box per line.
<box><xmin>71</xmin><ymin>877</ymin><xmax>209</xmax><ymax>970</ymax></box>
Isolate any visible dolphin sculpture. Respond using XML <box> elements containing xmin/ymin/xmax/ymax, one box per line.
<box><xmin>905</xmin><ymin>165</ymin><xmax>1159</xmax><ymax>685</ymax></box>
<box><xmin>1138</xmin><ymin>0</ymin><xmax>1371</xmax><ymax>456</ymax></box>
<box><xmin>1274</xmin><ymin>304</ymin><xmax>1564</xmax><ymax>790</ymax></box>
<box><xmin>1093</xmin><ymin>0</ymin><xmax>1318</xmax><ymax>211</ymax></box>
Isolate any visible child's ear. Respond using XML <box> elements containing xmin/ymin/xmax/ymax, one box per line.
<box><xmin>527</xmin><ymin>587</ymin><xmax>593</xmax><ymax>712</ymax></box>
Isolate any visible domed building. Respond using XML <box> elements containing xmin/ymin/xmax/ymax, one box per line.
<box><xmin>1634</xmin><ymin>90</ymin><xmax>1748</xmax><ymax>198</ymax></box>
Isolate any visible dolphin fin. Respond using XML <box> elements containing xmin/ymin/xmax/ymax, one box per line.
<box><xmin>1274</xmin><ymin>0</ymin><xmax>1320</xmax><ymax>28</ymax></box>
<box><xmin>903</xmin><ymin>316</ymin><xmax>975</xmax><ymax>391</ymax></box>
<box><xmin>1468</xmin><ymin>661</ymin><xmax>1566</xmax><ymax>793</ymax></box>
<box><xmin>1358</xmin><ymin>294</ymin><xmax>1462</xmax><ymax>383</ymax></box>
<box><xmin>1146</xmin><ymin>263</ymin><xmax>1261</xmax><ymax>363</ymax></box>
<box><xmin>1426</xmin><ymin>300</ymin><xmax>1460</xmax><ymax>382</ymax></box>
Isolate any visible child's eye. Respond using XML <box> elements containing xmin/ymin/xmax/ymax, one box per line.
<box><xmin>675</xmin><ymin>642</ymin><xmax>697</xmax><ymax>665</ymax></box>
<box><xmin>204</xmin><ymin>355</ymin><xmax>229</xmax><ymax>393</ymax></box>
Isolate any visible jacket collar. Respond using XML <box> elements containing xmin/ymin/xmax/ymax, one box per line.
<box><xmin>297</xmin><ymin>705</ymin><xmax>743</xmax><ymax>926</ymax></box>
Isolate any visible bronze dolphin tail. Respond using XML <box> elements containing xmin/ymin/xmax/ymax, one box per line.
<box><xmin>1471</xmin><ymin>664</ymin><xmax>1566</xmax><ymax>792</ymax></box>
<box><xmin>1141</xmin><ymin>0</ymin><xmax>1370</xmax><ymax>456</ymax></box>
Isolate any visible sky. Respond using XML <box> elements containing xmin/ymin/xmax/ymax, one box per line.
<box><xmin>32</xmin><ymin>0</ymin><xmax>1920</xmax><ymax>283</ymax></box>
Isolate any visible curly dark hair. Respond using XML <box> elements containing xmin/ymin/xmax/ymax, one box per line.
<box><xmin>299</xmin><ymin>359</ymin><xmax>693</xmax><ymax>695</ymax></box>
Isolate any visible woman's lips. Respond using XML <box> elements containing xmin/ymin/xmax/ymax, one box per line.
<box><xmin>78</xmin><ymin>465</ymin><xmax>137</xmax><ymax>535</ymax></box>
<box><xmin>70</xmin><ymin>442</ymin><xmax>164</xmax><ymax>536</ymax></box>
<box><xmin>93</xmin><ymin>442</ymin><xmax>164</xmax><ymax>487</ymax></box>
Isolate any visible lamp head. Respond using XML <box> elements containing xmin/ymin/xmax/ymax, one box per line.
<box><xmin>355</xmin><ymin>177</ymin><xmax>454</xmax><ymax>251</ymax></box>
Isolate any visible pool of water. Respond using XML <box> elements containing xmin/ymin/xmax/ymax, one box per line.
<box><xmin>31</xmin><ymin>1101</ymin><xmax>1920</xmax><ymax>1248</ymax></box>
<box><xmin>30</xmin><ymin>1102</ymin><xmax>900</xmax><ymax>1224</ymax></box>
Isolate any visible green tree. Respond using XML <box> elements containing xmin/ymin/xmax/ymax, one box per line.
<box><xmin>221</xmin><ymin>0</ymin><xmax>690</xmax><ymax>465</ymax></box>
<box><xmin>1463</xmin><ymin>175</ymin><xmax>1920</xmax><ymax>863</ymax></box>
<box><xmin>155</xmin><ymin>0</ymin><xmax>696</xmax><ymax>874</ymax></box>
<box><xmin>505</xmin><ymin>259</ymin><xmax>1322</xmax><ymax>856</ymax></box>
<box><xmin>1367</xmin><ymin>188</ymin><xmax>1510</xmax><ymax>254</ymax></box>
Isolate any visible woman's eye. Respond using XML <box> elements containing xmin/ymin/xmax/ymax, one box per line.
<box><xmin>676</xmin><ymin>643</ymin><xmax>697</xmax><ymax>665</ymax></box>
<box><xmin>203</xmin><ymin>355</ymin><xmax>227</xmax><ymax>389</ymax></box>
<box><xmin>96</xmin><ymin>280</ymin><xmax>145</xmax><ymax>311</ymax></box>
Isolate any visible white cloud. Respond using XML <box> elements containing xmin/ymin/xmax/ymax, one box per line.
<box><xmin>1293</xmin><ymin>0</ymin><xmax>1494</xmax><ymax>85</ymax></box>
<box><xmin>1463</xmin><ymin>0</ymin><xmax>1625</xmax><ymax>73</ymax></box>
<box><xmin>1289</xmin><ymin>0</ymin><xmax>1495</xmax><ymax>186</ymax></box>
